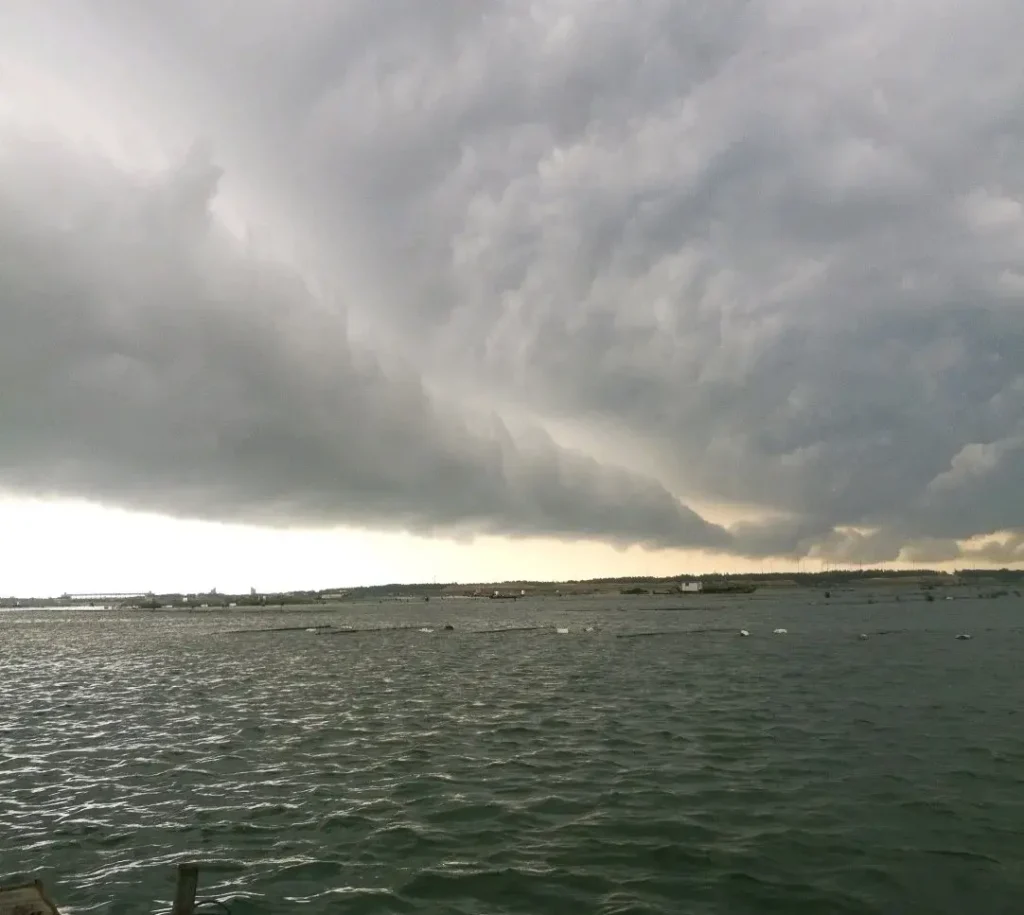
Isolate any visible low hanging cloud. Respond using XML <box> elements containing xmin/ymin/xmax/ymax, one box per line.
<box><xmin>0</xmin><ymin>134</ymin><xmax>726</xmax><ymax>550</ymax></box>
<box><xmin>3</xmin><ymin>1</ymin><xmax>1024</xmax><ymax>563</ymax></box>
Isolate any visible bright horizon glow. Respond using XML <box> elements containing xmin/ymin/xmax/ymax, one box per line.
<box><xmin>0</xmin><ymin>496</ymin><xmax>987</xmax><ymax>599</ymax></box>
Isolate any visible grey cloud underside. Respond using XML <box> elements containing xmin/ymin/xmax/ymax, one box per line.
<box><xmin>4</xmin><ymin>1</ymin><xmax>1024</xmax><ymax>562</ymax></box>
<box><xmin>174</xmin><ymin>0</ymin><xmax>1024</xmax><ymax>563</ymax></box>
<box><xmin>0</xmin><ymin>138</ymin><xmax>726</xmax><ymax>549</ymax></box>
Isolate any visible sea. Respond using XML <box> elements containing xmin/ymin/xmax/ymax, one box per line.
<box><xmin>1</xmin><ymin>589</ymin><xmax>1022</xmax><ymax>914</ymax></box>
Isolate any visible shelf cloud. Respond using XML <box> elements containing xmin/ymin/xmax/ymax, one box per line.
<box><xmin>2</xmin><ymin>1</ymin><xmax>1023</xmax><ymax>563</ymax></box>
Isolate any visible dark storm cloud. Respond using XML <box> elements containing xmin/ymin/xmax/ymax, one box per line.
<box><xmin>3</xmin><ymin>1</ymin><xmax>1024</xmax><ymax>561</ymax></box>
<box><xmin>0</xmin><ymin>135</ymin><xmax>726</xmax><ymax>549</ymax></box>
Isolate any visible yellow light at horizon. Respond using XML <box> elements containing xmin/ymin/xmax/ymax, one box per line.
<box><xmin>0</xmin><ymin>496</ymin><xmax>1000</xmax><ymax>599</ymax></box>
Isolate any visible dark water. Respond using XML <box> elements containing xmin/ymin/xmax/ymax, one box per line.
<box><xmin>2</xmin><ymin>593</ymin><xmax>1023</xmax><ymax>913</ymax></box>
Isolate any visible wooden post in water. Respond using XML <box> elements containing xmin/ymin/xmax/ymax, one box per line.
<box><xmin>0</xmin><ymin>880</ymin><xmax>61</xmax><ymax>914</ymax></box>
<box><xmin>171</xmin><ymin>864</ymin><xmax>199</xmax><ymax>915</ymax></box>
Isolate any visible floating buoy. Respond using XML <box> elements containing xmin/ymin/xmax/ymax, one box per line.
<box><xmin>739</xmin><ymin>629</ymin><xmax>750</xmax><ymax>637</ymax></box>
<box><xmin>858</xmin><ymin>633</ymin><xmax>869</xmax><ymax>640</ymax></box>
<box><xmin>955</xmin><ymin>633</ymin><xmax>972</xmax><ymax>640</ymax></box>
<box><xmin>584</xmin><ymin>626</ymin><xmax>595</xmax><ymax>632</ymax></box>
<box><xmin>556</xmin><ymin>627</ymin><xmax>570</xmax><ymax>634</ymax></box>
<box><xmin>773</xmin><ymin>628</ymin><xmax>788</xmax><ymax>635</ymax></box>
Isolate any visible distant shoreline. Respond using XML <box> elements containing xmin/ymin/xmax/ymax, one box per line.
<box><xmin>3</xmin><ymin>567</ymin><xmax>1021</xmax><ymax>610</ymax></box>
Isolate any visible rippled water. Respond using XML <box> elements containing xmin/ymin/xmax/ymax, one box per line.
<box><xmin>2</xmin><ymin>593</ymin><xmax>1023</xmax><ymax>913</ymax></box>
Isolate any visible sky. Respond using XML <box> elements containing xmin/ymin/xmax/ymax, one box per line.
<box><xmin>1</xmin><ymin>2</ymin><xmax>1023</xmax><ymax>596</ymax></box>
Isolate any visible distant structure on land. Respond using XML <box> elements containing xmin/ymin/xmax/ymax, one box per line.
<box><xmin>60</xmin><ymin>591</ymin><xmax>149</xmax><ymax>602</ymax></box>
<box><xmin>678</xmin><ymin>580</ymin><xmax>703</xmax><ymax>593</ymax></box>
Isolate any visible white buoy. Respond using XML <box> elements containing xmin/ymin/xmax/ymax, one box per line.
<box><xmin>556</xmin><ymin>627</ymin><xmax>570</xmax><ymax>634</ymax></box>
<box><xmin>739</xmin><ymin>629</ymin><xmax>750</xmax><ymax>637</ymax></box>
<box><xmin>858</xmin><ymin>633</ymin><xmax>869</xmax><ymax>640</ymax></box>
<box><xmin>956</xmin><ymin>633</ymin><xmax>972</xmax><ymax>640</ymax></box>
<box><xmin>773</xmin><ymin>628</ymin><xmax>788</xmax><ymax>635</ymax></box>
<box><xmin>584</xmin><ymin>626</ymin><xmax>595</xmax><ymax>632</ymax></box>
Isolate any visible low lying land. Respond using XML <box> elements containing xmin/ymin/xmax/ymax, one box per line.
<box><xmin>3</xmin><ymin>568</ymin><xmax>1022</xmax><ymax>610</ymax></box>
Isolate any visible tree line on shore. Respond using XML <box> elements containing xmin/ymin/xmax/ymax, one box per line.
<box><xmin>2</xmin><ymin>567</ymin><xmax>1021</xmax><ymax>609</ymax></box>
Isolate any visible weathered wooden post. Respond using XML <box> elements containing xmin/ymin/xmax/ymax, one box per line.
<box><xmin>171</xmin><ymin>864</ymin><xmax>199</xmax><ymax>915</ymax></box>
<box><xmin>0</xmin><ymin>880</ymin><xmax>61</xmax><ymax>914</ymax></box>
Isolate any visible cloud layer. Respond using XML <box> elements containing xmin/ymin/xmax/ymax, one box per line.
<box><xmin>2</xmin><ymin>1</ymin><xmax>1024</xmax><ymax>563</ymax></box>
<box><xmin>0</xmin><ymin>134</ymin><xmax>725</xmax><ymax>549</ymax></box>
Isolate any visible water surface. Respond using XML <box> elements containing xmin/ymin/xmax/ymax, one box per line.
<box><xmin>2</xmin><ymin>593</ymin><xmax>1022</xmax><ymax>913</ymax></box>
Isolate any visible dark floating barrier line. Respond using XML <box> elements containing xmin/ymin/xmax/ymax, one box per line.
<box><xmin>470</xmin><ymin>626</ymin><xmax>547</xmax><ymax>635</ymax></box>
<box><xmin>222</xmin><ymin>623</ymin><xmax>1010</xmax><ymax>639</ymax></box>
<box><xmin>227</xmin><ymin>624</ymin><xmax>426</xmax><ymax>635</ymax></box>
<box><xmin>227</xmin><ymin>624</ymin><xmax>337</xmax><ymax>634</ymax></box>
<box><xmin>634</xmin><ymin>606</ymin><xmax>712</xmax><ymax>613</ymax></box>
<box><xmin>687</xmin><ymin>626</ymin><xmax>741</xmax><ymax>634</ymax></box>
<box><xmin>325</xmin><ymin>625</ymin><xmax>550</xmax><ymax>636</ymax></box>
<box><xmin>618</xmin><ymin>630</ymin><xmax>684</xmax><ymax>640</ymax></box>
<box><xmin>617</xmin><ymin>627</ymin><xmax>741</xmax><ymax>639</ymax></box>
<box><xmin>320</xmin><ymin>625</ymin><xmax>428</xmax><ymax>636</ymax></box>
<box><xmin>227</xmin><ymin>622</ymin><xmax>561</xmax><ymax>638</ymax></box>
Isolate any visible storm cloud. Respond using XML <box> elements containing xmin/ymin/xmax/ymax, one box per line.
<box><xmin>0</xmin><ymin>135</ymin><xmax>725</xmax><ymax>549</ymax></box>
<box><xmin>2</xmin><ymin>1</ymin><xmax>1024</xmax><ymax>562</ymax></box>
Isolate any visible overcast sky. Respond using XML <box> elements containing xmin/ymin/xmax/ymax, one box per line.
<box><xmin>2</xmin><ymin>2</ymin><xmax>1022</xmax><ymax>594</ymax></box>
